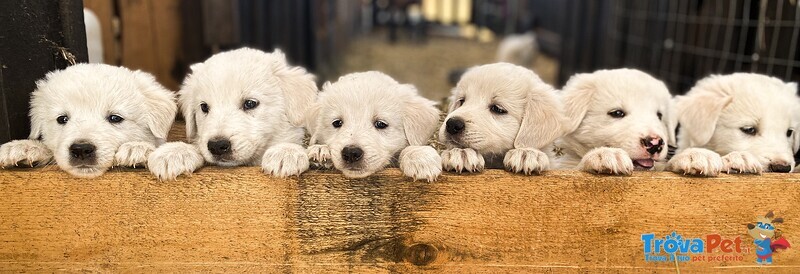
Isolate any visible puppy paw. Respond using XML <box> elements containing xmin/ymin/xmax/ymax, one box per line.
<box><xmin>441</xmin><ymin>148</ymin><xmax>485</xmax><ymax>173</ymax></box>
<box><xmin>400</xmin><ymin>146</ymin><xmax>442</xmax><ymax>182</ymax></box>
<box><xmin>667</xmin><ymin>148</ymin><xmax>723</xmax><ymax>176</ymax></box>
<box><xmin>0</xmin><ymin>139</ymin><xmax>53</xmax><ymax>167</ymax></box>
<box><xmin>578</xmin><ymin>147</ymin><xmax>634</xmax><ymax>175</ymax></box>
<box><xmin>147</xmin><ymin>142</ymin><xmax>204</xmax><ymax>180</ymax></box>
<box><xmin>307</xmin><ymin>144</ymin><xmax>333</xmax><ymax>169</ymax></box>
<box><xmin>722</xmin><ymin>151</ymin><xmax>763</xmax><ymax>174</ymax></box>
<box><xmin>262</xmin><ymin>143</ymin><xmax>309</xmax><ymax>178</ymax></box>
<box><xmin>114</xmin><ymin>141</ymin><xmax>155</xmax><ymax>168</ymax></box>
<box><xmin>504</xmin><ymin>148</ymin><xmax>549</xmax><ymax>175</ymax></box>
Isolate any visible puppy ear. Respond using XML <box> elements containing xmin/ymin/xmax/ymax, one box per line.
<box><xmin>134</xmin><ymin>71</ymin><xmax>178</xmax><ymax>142</ymax></box>
<box><xmin>270</xmin><ymin>49</ymin><xmax>318</xmax><ymax>127</ymax></box>
<box><xmin>665</xmin><ymin>97</ymin><xmax>678</xmax><ymax>147</ymax></box>
<box><xmin>514</xmin><ymin>80</ymin><xmax>564</xmax><ymax>149</ymax></box>
<box><xmin>674</xmin><ymin>92</ymin><xmax>732</xmax><ymax>147</ymax></box>
<box><xmin>560</xmin><ymin>73</ymin><xmax>596</xmax><ymax>134</ymax></box>
<box><xmin>305</xmin><ymin>101</ymin><xmax>323</xmax><ymax>145</ymax></box>
<box><xmin>177</xmin><ymin>86</ymin><xmax>196</xmax><ymax>141</ymax></box>
<box><xmin>27</xmin><ymin>85</ymin><xmax>46</xmax><ymax>140</ymax></box>
<box><xmin>399</xmin><ymin>84</ymin><xmax>440</xmax><ymax>146</ymax></box>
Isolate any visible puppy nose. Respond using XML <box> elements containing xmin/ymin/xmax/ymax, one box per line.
<box><xmin>69</xmin><ymin>142</ymin><xmax>96</xmax><ymax>160</ymax></box>
<box><xmin>446</xmin><ymin>118</ymin><xmax>466</xmax><ymax>135</ymax></box>
<box><xmin>769</xmin><ymin>162</ymin><xmax>792</xmax><ymax>173</ymax></box>
<box><xmin>207</xmin><ymin>139</ymin><xmax>232</xmax><ymax>156</ymax></box>
<box><xmin>641</xmin><ymin>136</ymin><xmax>664</xmax><ymax>155</ymax></box>
<box><xmin>341</xmin><ymin>146</ymin><xmax>363</xmax><ymax>164</ymax></box>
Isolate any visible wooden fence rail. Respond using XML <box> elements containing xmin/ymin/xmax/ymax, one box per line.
<box><xmin>1</xmin><ymin>168</ymin><xmax>799</xmax><ymax>272</ymax></box>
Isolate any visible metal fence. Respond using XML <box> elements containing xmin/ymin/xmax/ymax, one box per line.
<box><xmin>557</xmin><ymin>0</ymin><xmax>800</xmax><ymax>94</ymax></box>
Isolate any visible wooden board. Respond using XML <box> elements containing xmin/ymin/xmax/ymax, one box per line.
<box><xmin>117</xmin><ymin>0</ymin><xmax>182</xmax><ymax>90</ymax></box>
<box><xmin>82</xmin><ymin>0</ymin><xmax>118</xmax><ymax>64</ymax></box>
<box><xmin>1</xmin><ymin>168</ymin><xmax>799</xmax><ymax>272</ymax></box>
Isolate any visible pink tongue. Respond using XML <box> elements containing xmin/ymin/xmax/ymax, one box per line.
<box><xmin>633</xmin><ymin>159</ymin><xmax>654</xmax><ymax>168</ymax></box>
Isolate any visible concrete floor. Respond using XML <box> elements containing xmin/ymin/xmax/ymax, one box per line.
<box><xmin>329</xmin><ymin>31</ymin><xmax>559</xmax><ymax>102</ymax></box>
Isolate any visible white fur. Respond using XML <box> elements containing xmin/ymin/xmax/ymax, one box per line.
<box><xmin>306</xmin><ymin>71</ymin><xmax>441</xmax><ymax>181</ymax></box>
<box><xmin>147</xmin><ymin>48</ymin><xmax>318</xmax><ymax>180</ymax></box>
<box><xmin>555</xmin><ymin>69</ymin><xmax>673</xmax><ymax>175</ymax></box>
<box><xmin>439</xmin><ymin>63</ymin><xmax>565</xmax><ymax>174</ymax></box>
<box><xmin>0</xmin><ymin>64</ymin><xmax>177</xmax><ymax>178</ymax></box>
<box><xmin>496</xmin><ymin>32</ymin><xmax>538</xmax><ymax>66</ymax></box>
<box><xmin>669</xmin><ymin>73</ymin><xmax>800</xmax><ymax>175</ymax></box>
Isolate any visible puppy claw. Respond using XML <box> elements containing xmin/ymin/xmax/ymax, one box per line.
<box><xmin>262</xmin><ymin>143</ymin><xmax>309</xmax><ymax>178</ymax></box>
<box><xmin>400</xmin><ymin>146</ymin><xmax>442</xmax><ymax>182</ymax></box>
<box><xmin>114</xmin><ymin>141</ymin><xmax>155</xmax><ymax>168</ymax></box>
<box><xmin>721</xmin><ymin>151</ymin><xmax>763</xmax><ymax>174</ymax></box>
<box><xmin>0</xmin><ymin>139</ymin><xmax>53</xmax><ymax>168</ymax></box>
<box><xmin>578</xmin><ymin>147</ymin><xmax>634</xmax><ymax>175</ymax></box>
<box><xmin>441</xmin><ymin>148</ymin><xmax>484</xmax><ymax>173</ymax></box>
<box><xmin>504</xmin><ymin>148</ymin><xmax>549</xmax><ymax>175</ymax></box>
<box><xmin>307</xmin><ymin>144</ymin><xmax>333</xmax><ymax>169</ymax></box>
<box><xmin>668</xmin><ymin>148</ymin><xmax>723</xmax><ymax>177</ymax></box>
<box><xmin>147</xmin><ymin>142</ymin><xmax>205</xmax><ymax>180</ymax></box>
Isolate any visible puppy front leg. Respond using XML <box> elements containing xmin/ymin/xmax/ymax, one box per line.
<box><xmin>262</xmin><ymin>143</ymin><xmax>309</xmax><ymax>177</ymax></box>
<box><xmin>307</xmin><ymin>144</ymin><xmax>333</xmax><ymax>169</ymax></box>
<box><xmin>0</xmin><ymin>139</ymin><xmax>53</xmax><ymax>167</ymax></box>
<box><xmin>114</xmin><ymin>141</ymin><xmax>156</xmax><ymax>168</ymax></box>
<box><xmin>147</xmin><ymin>142</ymin><xmax>205</xmax><ymax>180</ymax></box>
<box><xmin>721</xmin><ymin>151</ymin><xmax>763</xmax><ymax>174</ymax></box>
<box><xmin>441</xmin><ymin>147</ymin><xmax>484</xmax><ymax>173</ymax></box>
<box><xmin>578</xmin><ymin>147</ymin><xmax>634</xmax><ymax>175</ymax></box>
<box><xmin>400</xmin><ymin>146</ymin><xmax>442</xmax><ymax>182</ymax></box>
<box><xmin>504</xmin><ymin>148</ymin><xmax>549</xmax><ymax>175</ymax></box>
<box><xmin>667</xmin><ymin>148</ymin><xmax>723</xmax><ymax>176</ymax></box>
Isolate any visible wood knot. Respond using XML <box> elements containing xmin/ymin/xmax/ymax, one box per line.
<box><xmin>404</xmin><ymin>243</ymin><xmax>438</xmax><ymax>266</ymax></box>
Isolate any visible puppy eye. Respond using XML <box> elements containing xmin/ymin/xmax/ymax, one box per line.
<box><xmin>740</xmin><ymin>127</ymin><xmax>757</xmax><ymax>136</ymax></box>
<box><xmin>608</xmin><ymin>109</ymin><xmax>626</xmax><ymax>118</ymax></box>
<box><xmin>332</xmin><ymin>119</ymin><xmax>343</xmax><ymax>128</ymax></box>
<box><xmin>107</xmin><ymin>114</ymin><xmax>124</xmax><ymax>124</ymax></box>
<box><xmin>242</xmin><ymin>99</ymin><xmax>259</xmax><ymax>110</ymax></box>
<box><xmin>56</xmin><ymin>115</ymin><xmax>69</xmax><ymax>125</ymax></box>
<box><xmin>787</xmin><ymin>129</ymin><xmax>794</xmax><ymax>138</ymax></box>
<box><xmin>200</xmin><ymin>102</ymin><xmax>210</xmax><ymax>113</ymax></box>
<box><xmin>374</xmin><ymin>120</ymin><xmax>388</xmax><ymax>129</ymax></box>
<box><xmin>456</xmin><ymin>97</ymin><xmax>465</xmax><ymax>106</ymax></box>
<box><xmin>490</xmin><ymin>104</ymin><xmax>507</xmax><ymax>114</ymax></box>
<box><xmin>657</xmin><ymin>112</ymin><xmax>663</xmax><ymax>120</ymax></box>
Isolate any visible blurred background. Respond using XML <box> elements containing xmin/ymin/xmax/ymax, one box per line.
<box><xmin>2</xmin><ymin>0</ymin><xmax>800</xmax><ymax>142</ymax></box>
<box><xmin>78</xmin><ymin>0</ymin><xmax>800</xmax><ymax>100</ymax></box>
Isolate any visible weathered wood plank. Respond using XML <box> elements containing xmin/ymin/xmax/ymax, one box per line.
<box><xmin>0</xmin><ymin>168</ymin><xmax>799</xmax><ymax>272</ymax></box>
<box><xmin>117</xmin><ymin>0</ymin><xmax>182</xmax><ymax>90</ymax></box>
<box><xmin>83</xmin><ymin>0</ymin><xmax>118</xmax><ymax>64</ymax></box>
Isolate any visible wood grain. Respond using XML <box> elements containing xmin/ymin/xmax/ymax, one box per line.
<box><xmin>1</xmin><ymin>168</ymin><xmax>799</xmax><ymax>272</ymax></box>
<box><xmin>117</xmin><ymin>0</ymin><xmax>182</xmax><ymax>90</ymax></box>
<box><xmin>83</xmin><ymin>0</ymin><xmax>118</xmax><ymax>64</ymax></box>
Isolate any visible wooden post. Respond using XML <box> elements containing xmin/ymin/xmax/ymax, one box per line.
<box><xmin>0</xmin><ymin>0</ymin><xmax>88</xmax><ymax>143</ymax></box>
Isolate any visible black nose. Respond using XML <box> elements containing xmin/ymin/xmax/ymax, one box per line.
<box><xmin>446</xmin><ymin>118</ymin><xmax>465</xmax><ymax>135</ymax></box>
<box><xmin>341</xmin><ymin>146</ymin><xmax>363</xmax><ymax>164</ymax></box>
<box><xmin>641</xmin><ymin>136</ymin><xmax>664</xmax><ymax>155</ymax></box>
<box><xmin>769</xmin><ymin>163</ymin><xmax>792</xmax><ymax>173</ymax></box>
<box><xmin>69</xmin><ymin>143</ymin><xmax>96</xmax><ymax>160</ymax></box>
<box><xmin>207</xmin><ymin>139</ymin><xmax>232</xmax><ymax>156</ymax></box>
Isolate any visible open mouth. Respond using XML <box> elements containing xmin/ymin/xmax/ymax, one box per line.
<box><xmin>632</xmin><ymin>159</ymin><xmax>655</xmax><ymax>170</ymax></box>
<box><xmin>760</xmin><ymin>233</ymin><xmax>767</xmax><ymax>239</ymax></box>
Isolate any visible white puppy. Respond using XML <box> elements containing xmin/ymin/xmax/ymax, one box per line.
<box><xmin>306</xmin><ymin>71</ymin><xmax>441</xmax><ymax>181</ymax></box>
<box><xmin>668</xmin><ymin>73</ymin><xmax>800</xmax><ymax>176</ymax></box>
<box><xmin>554</xmin><ymin>69</ymin><xmax>673</xmax><ymax>175</ymax></box>
<box><xmin>439</xmin><ymin>63</ymin><xmax>564</xmax><ymax>174</ymax></box>
<box><xmin>148</xmin><ymin>48</ymin><xmax>317</xmax><ymax>180</ymax></box>
<box><xmin>0</xmin><ymin>64</ymin><xmax>177</xmax><ymax>178</ymax></box>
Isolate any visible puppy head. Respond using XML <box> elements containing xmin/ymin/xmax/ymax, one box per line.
<box><xmin>307</xmin><ymin>72</ymin><xmax>439</xmax><ymax>178</ymax></box>
<box><xmin>675</xmin><ymin>73</ymin><xmax>800</xmax><ymax>172</ymax></box>
<box><xmin>438</xmin><ymin>63</ymin><xmax>564</xmax><ymax>155</ymax></box>
<box><xmin>180</xmin><ymin>48</ymin><xmax>317</xmax><ymax>166</ymax></box>
<box><xmin>560</xmin><ymin>69</ymin><xmax>672</xmax><ymax>170</ymax></box>
<box><xmin>29</xmin><ymin>64</ymin><xmax>177</xmax><ymax>178</ymax></box>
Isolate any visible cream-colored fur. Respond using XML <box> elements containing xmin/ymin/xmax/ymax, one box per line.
<box><xmin>147</xmin><ymin>48</ymin><xmax>317</xmax><ymax>180</ymax></box>
<box><xmin>668</xmin><ymin>73</ymin><xmax>800</xmax><ymax>176</ymax></box>
<box><xmin>0</xmin><ymin>64</ymin><xmax>177</xmax><ymax>178</ymax></box>
<box><xmin>554</xmin><ymin>69</ymin><xmax>673</xmax><ymax>175</ymax></box>
<box><xmin>306</xmin><ymin>71</ymin><xmax>441</xmax><ymax>181</ymax></box>
<box><xmin>439</xmin><ymin>62</ymin><xmax>565</xmax><ymax>174</ymax></box>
